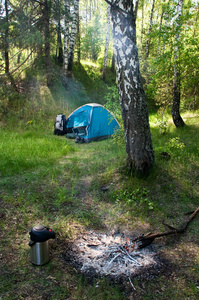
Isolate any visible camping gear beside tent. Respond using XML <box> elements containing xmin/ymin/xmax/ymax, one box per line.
<box><xmin>65</xmin><ymin>103</ymin><xmax>120</xmax><ymax>143</ymax></box>
<box><xmin>54</xmin><ymin>114</ymin><xmax>67</xmax><ymax>136</ymax></box>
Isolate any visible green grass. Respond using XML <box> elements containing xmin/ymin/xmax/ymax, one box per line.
<box><xmin>0</xmin><ymin>129</ymin><xmax>75</xmax><ymax>176</ymax></box>
<box><xmin>1</xmin><ymin>111</ymin><xmax>199</xmax><ymax>299</ymax></box>
<box><xmin>0</xmin><ymin>61</ymin><xmax>199</xmax><ymax>299</ymax></box>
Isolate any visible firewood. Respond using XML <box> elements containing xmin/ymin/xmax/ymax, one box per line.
<box><xmin>134</xmin><ymin>207</ymin><xmax>199</xmax><ymax>248</ymax></box>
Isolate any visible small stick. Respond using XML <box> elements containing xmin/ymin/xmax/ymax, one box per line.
<box><xmin>106</xmin><ymin>253</ymin><xmax>121</xmax><ymax>272</ymax></box>
<box><xmin>123</xmin><ymin>249</ymin><xmax>141</xmax><ymax>266</ymax></box>
<box><xmin>128</xmin><ymin>276</ymin><xmax>136</xmax><ymax>290</ymax></box>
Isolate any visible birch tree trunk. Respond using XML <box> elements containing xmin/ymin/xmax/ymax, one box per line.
<box><xmin>63</xmin><ymin>0</ymin><xmax>70</xmax><ymax>75</ymax></box>
<box><xmin>172</xmin><ymin>0</ymin><xmax>185</xmax><ymax>127</ymax></box>
<box><xmin>56</xmin><ymin>0</ymin><xmax>63</xmax><ymax>64</ymax></box>
<box><xmin>77</xmin><ymin>14</ymin><xmax>81</xmax><ymax>65</ymax></box>
<box><xmin>4</xmin><ymin>0</ymin><xmax>9</xmax><ymax>74</ymax></box>
<box><xmin>143</xmin><ymin>0</ymin><xmax>155</xmax><ymax>72</ymax></box>
<box><xmin>102</xmin><ymin>4</ymin><xmax>111</xmax><ymax>81</ymax></box>
<box><xmin>108</xmin><ymin>0</ymin><xmax>155</xmax><ymax>176</ymax></box>
<box><xmin>44</xmin><ymin>0</ymin><xmax>51</xmax><ymax>86</ymax></box>
<box><xmin>68</xmin><ymin>0</ymin><xmax>79</xmax><ymax>72</ymax></box>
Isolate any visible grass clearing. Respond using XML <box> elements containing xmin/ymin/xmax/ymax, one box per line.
<box><xmin>0</xmin><ymin>110</ymin><xmax>199</xmax><ymax>299</ymax></box>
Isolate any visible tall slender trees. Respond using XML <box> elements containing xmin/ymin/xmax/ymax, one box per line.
<box><xmin>143</xmin><ymin>0</ymin><xmax>155</xmax><ymax>72</ymax></box>
<box><xmin>102</xmin><ymin>4</ymin><xmax>111</xmax><ymax>81</ymax></box>
<box><xmin>106</xmin><ymin>0</ymin><xmax>155</xmax><ymax>175</ymax></box>
<box><xmin>63</xmin><ymin>0</ymin><xmax>70</xmax><ymax>75</ymax></box>
<box><xmin>172</xmin><ymin>0</ymin><xmax>185</xmax><ymax>127</ymax></box>
<box><xmin>43</xmin><ymin>0</ymin><xmax>52</xmax><ymax>86</ymax></box>
<box><xmin>4</xmin><ymin>0</ymin><xmax>9</xmax><ymax>75</ymax></box>
<box><xmin>68</xmin><ymin>0</ymin><xmax>79</xmax><ymax>71</ymax></box>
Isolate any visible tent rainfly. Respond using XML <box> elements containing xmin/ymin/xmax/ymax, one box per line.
<box><xmin>66</xmin><ymin>103</ymin><xmax>120</xmax><ymax>143</ymax></box>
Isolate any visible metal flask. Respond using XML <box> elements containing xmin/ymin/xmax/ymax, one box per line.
<box><xmin>29</xmin><ymin>225</ymin><xmax>56</xmax><ymax>266</ymax></box>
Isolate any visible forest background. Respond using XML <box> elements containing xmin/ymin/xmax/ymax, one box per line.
<box><xmin>0</xmin><ymin>0</ymin><xmax>199</xmax><ymax>299</ymax></box>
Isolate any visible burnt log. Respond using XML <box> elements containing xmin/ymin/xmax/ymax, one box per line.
<box><xmin>134</xmin><ymin>207</ymin><xmax>199</xmax><ymax>248</ymax></box>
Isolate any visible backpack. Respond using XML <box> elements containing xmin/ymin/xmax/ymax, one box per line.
<box><xmin>54</xmin><ymin>114</ymin><xmax>67</xmax><ymax>136</ymax></box>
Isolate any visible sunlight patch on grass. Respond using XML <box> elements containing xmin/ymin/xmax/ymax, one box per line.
<box><xmin>0</xmin><ymin>130</ymin><xmax>74</xmax><ymax>176</ymax></box>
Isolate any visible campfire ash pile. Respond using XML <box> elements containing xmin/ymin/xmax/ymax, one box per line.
<box><xmin>71</xmin><ymin>231</ymin><xmax>158</xmax><ymax>283</ymax></box>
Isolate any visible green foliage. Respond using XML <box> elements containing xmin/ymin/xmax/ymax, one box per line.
<box><xmin>104</xmin><ymin>85</ymin><xmax>125</xmax><ymax>147</ymax></box>
<box><xmin>141</xmin><ymin>0</ymin><xmax>199</xmax><ymax>115</ymax></box>
<box><xmin>112</xmin><ymin>188</ymin><xmax>154</xmax><ymax>211</ymax></box>
<box><xmin>80</xmin><ymin>14</ymin><xmax>105</xmax><ymax>61</ymax></box>
<box><xmin>104</xmin><ymin>85</ymin><xmax>121</xmax><ymax>122</ymax></box>
<box><xmin>156</xmin><ymin>107</ymin><xmax>170</xmax><ymax>135</ymax></box>
<box><xmin>165</xmin><ymin>137</ymin><xmax>185</xmax><ymax>151</ymax></box>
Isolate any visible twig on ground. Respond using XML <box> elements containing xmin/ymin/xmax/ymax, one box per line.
<box><xmin>134</xmin><ymin>207</ymin><xmax>199</xmax><ymax>248</ymax></box>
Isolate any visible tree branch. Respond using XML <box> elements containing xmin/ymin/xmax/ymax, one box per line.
<box><xmin>134</xmin><ymin>207</ymin><xmax>199</xmax><ymax>248</ymax></box>
<box><xmin>9</xmin><ymin>50</ymin><xmax>34</xmax><ymax>75</ymax></box>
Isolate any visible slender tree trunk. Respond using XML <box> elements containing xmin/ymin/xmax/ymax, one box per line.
<box><xmin>140</xmin><ymin>0</ymin><xmax>144</xmax><ymax>52</ymax></box>
<box><xmin>68</xmin><ymin>0</ymin><xmax>79</xmax><ymax>72</ymax></box>
<box><xmin>4</xmin><ymin>0</ymin><xmax>9</xmax><ymax>74</ymax></box>
<box><xmin>44</xmin><ymin>0</ymin><xmax>51</xmax><ymax>86</ymax></box>
<box><xmin>102</xmin><ymin>4</ymin><xmax>111</xmax><ymax>81</ymax></box>
<box><xmin>77</xmin><ymin>14</ymin><xmax>81</xmax><ymax>65</ymax></box>
<box><xmin>172</xmin><ymin>0</ymin><xmax>185</xmax><ymax>127</ymax></box>
<box><xmin>158</xmin><ymin>1</ymin><xmax>165</xmax><ymax>54</ymax></box>
<box><xmin>111</xmin><ymin>53</ymin><xmax>115</xmax><ymax>72</ymax></box>
<box><xmin>143</xmin><ymin>0</ymin><xmax>155</xmax><ymax>72</ymax></box>
<box><xmin>63</xmin><ymin>0</ymin><xmax>70</xmax><ymax>75</ymax></box>
<box><xmin>4</xmin><ymin>0</ymin><xmax>17</xmax><ymax>92</ymax></box>
<box><xmin>57</xmin><ymin>1</ymin><xmax>63</xmax><ymax>65</ymax></box>
<box><xmin>108</xmin><ymin>0</ymin><xmax>154</xmax><ymax>176</ymax></box>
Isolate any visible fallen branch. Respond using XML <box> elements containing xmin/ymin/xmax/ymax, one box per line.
<box><xmin>134</xmin><ymin>207</ymin><xmax>199</xmax><ymax>248</ymax></box>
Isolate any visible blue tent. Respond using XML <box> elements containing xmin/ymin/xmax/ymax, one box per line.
<box><xmin>66</xmin><ymin>103</ymin><xmax>120</xmax><ymax>142</ymax></box>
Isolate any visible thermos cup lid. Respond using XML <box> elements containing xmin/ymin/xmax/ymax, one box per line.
<box><xmin>29</xmin><ymin>225</ymin><xmax>56</xmax><ymax>242</ymax></box>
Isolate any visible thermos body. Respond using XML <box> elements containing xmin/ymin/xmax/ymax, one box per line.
<box><xmin>29</xmin><ymin>225</ymin><xmax>55</xmax><ymax>266</ymax></box>
<box><xmin>30</xmin><ymin>240</ymin><xmax>49</xmax><ymax>265</ymax></box>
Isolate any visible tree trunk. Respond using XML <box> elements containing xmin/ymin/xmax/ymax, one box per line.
<box><xmin>111</xmin><ymin>53</ymin><xmax>115</xmax><ymax>73</ymax></box>
<box><xmin>140</xmin><ymin>0</ymin><xmax>144</xmax><ymax>52</ymax></box>
<box><xmin>68</xmin><ymin>0</ymin><xmax>79</xmax><ymax>72</ymax></box>
<box><xmin>63</xmin><ymin>0</ymin><xmax>70</xmax><ymax>75</ymax></box>
<box><xmin>102</xmin><ymin>4</ymin><xmax>111</xmax><ymax>81</ymax></box>
<box><xmin>143</xmin><ymin>0</ymin><xmax>155</xmax><ymax>72</ymax></box>
<box><xmin>4</xmin><ymin>0</ymin><xmax>17</xmax><ymax>92</ymax></box>
<box><xmin>57</xmin><ymin>1</ymin><xmax>63</xmax><ymax>65</ymax></box>
<box><xmin>77</xmin><ymin>14</ymin><xmax>81</xmax><ymax>65</ymax></box>
<box><xmin>172</xmin><ymin>0</ymin><xmax>185</xmax><ymax>127</ymax></box>
<box><xmin>108</xmin><ymin>0</ymin><xmax>155</xmax><ymax>176</ymax></box>
<box><xmin>44</xmin><ymin>0</ymin><xmax>51</xmax><ymax>86</ymax></box>
<box><xmin>4</xmin><ymin>0</ymin><xmax>9</xmax><ymax>74</ymax></box>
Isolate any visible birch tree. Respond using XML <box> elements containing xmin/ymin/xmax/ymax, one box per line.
<box><xmin>63</xmin><ymin>0</ymin><xmax>70</xmax><ymax>75</ymax></box>
<box><xmin>143</xmin><ymin>0</ymin><xmax>155</xmax><ymax>72</ymax></box>
<box><xmin>102</xmin><ymin>4</ymin><xmax>111</xmax><ymax>81</ymax></box>
<box><xmin>43</xmin><ymin>0</ymin><xmax>52</xmax><ymax>86</ymax></box>
<box><xmin>106</xmin><ymin>0</ymin><xmax>155</xmax><ymax>176</ymax></box>
<box><xmin>172</xmin><ymin>0</ymin><xmax>185</xmax><ymax>127</ymax></box>
<box><xmin>68</xmin><ymin>0</ymin><xmax>79</xmax><ymax>71</ymax></box>
<box><xmin>4</xmin><ymin>0</ymin><xmax>9</xmax><ymax>75</ymax></box>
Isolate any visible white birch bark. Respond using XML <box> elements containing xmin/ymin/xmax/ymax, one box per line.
<box><xmin>68</xmin><ymin>0</ymin><xmax>79</xmax><ymax>71</ymax></box>
<box><xmin>143</xmin><ymin>0</ymin><xmax>155</xmax><ymax>71</ymax></box>
<box><xmin>107</xmin><ymin>0</ymin><xmax>154</xmax><ymax>175</ymax></box>
<box><xmin>102</xmin><ymin>4</ymin><xmax>111</xmax><ymax>80</ymax></box>
<box><xmin>63</xmin><ymin>0</ymin><xmax>70</xmax><ymax>75</ymax></box>
<box><xmin>145</xmin><ymin>0</ymin><xmax>155</xmax><ymax>60</ymax></box>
